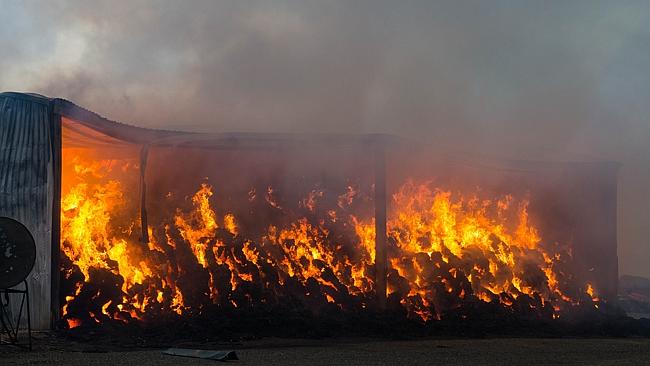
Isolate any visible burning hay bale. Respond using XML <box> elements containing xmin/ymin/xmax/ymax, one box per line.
<box><xmin>58</xmin><ymin>153</ymin><xmax>605</xmax><ymax>335</ymax></box>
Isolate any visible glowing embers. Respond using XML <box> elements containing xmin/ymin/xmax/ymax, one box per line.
<box><xmin>60</xmin><ymin>155</ymin><xmax>601</xmax><ymax>328</ymax></box>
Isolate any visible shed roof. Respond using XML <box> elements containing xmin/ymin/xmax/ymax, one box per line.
<box><xmin>1</xmin><ymin>92</ymin><xmax>399</xmax><ymax>149</ymax></box>
<box><xmin>0</xmin><ymin>91</ymin><xmax>621</xmax><ymax>172</ymax></box>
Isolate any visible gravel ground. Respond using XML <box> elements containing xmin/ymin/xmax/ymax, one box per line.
<box><xmin>3</xmin><ymin>336</ymin><xmax>650</xmax><ymax>365</ymax></box>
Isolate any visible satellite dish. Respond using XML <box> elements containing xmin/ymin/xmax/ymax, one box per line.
<box><xmin>0</xmin><ymin>217</ymin><xmax>36</xmax><ymax>289</ymax></box>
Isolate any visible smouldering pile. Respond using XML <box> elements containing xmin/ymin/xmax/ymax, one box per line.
<box><xmin>60</xmin><ymin>155</ymin><xmax>600</xmax><ymax>328</ymax></box>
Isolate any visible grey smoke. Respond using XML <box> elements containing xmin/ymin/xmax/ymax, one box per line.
<box><xmin>1</xmin><ymin>0</ymin><xmax>649</xmax><ymax>277</ymax></box>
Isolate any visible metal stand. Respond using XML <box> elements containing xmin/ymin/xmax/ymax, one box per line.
<box><xmin>0</xmin><ymin>280</ymin><xmax>32</xmax><ymax>350</ymax></box>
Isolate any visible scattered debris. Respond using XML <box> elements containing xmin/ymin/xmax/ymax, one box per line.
<box><xmin>163</xmin><ymin>348</ymin><xmax>238</xmax><ymax>361</ymax></box>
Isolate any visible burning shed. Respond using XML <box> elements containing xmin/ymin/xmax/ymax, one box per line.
<box><xmin>0</xmin><ymin>91</ymin><xmax>618</xmax><ymax>331</ymax></box>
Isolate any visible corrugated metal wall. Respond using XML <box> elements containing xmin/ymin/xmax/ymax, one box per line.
<box><xmin>0</xmin><ymin>94</ymin><xmax>54</xmax><ymax>329</ymax></box>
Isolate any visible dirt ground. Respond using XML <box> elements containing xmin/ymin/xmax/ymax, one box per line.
<box><xmin>3</xmin><ymin>335</ymin><xmax>650</xmax><ymax>366</ymax></box>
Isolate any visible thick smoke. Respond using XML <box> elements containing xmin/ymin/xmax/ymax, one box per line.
<box><xmin>1</xmin><ymin>0</ymin><xmax>649</xmax><ymax>277</ymax></box>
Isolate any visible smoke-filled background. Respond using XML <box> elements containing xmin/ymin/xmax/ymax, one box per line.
<box><xmin>1</xmin><ymin>0</ymin><xmax>648</xmax><ymax>278</ymax></box>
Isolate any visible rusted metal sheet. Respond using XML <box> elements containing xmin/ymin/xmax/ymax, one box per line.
<box><xmin>0</xmin><ymin>93</ymin><xmax>54</xmax><ymax>329</ymax></box>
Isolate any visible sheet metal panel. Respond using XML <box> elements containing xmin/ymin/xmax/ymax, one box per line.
<box><xmin>0</xmin><ymin>94</ymin><xmax>53</xmax><ymax>329</ymax></box>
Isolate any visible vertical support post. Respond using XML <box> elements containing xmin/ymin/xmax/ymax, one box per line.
<box><xmin>374</xmin><ymin>143</ymin><xmax>387</xmax><ymax>311</ymax></box>
<box><xmin>49</xmin><ymin>110</ymin><xmax>62</xmax><ymax>329</ymax></box>
<box><xmin>140</xmin><ymin>145</ymin><xmax>149</xmax><ymax>245</ymax></box>
<box><xmin>25</xmin><ymin>281</ymin><xmax>32</xmax><ymax>351</ymax></box>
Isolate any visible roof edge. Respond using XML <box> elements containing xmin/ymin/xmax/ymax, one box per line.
<box><xmin>0</xmin><ymin>91</ymin><xmax>53</xmax><ymax>105</ymax></box>
<box><xmin>0</xmin><ymin>92</ymin><xmax>622</xmax><ymax>166</ymax></box>
<box><xmin>52</xmin><ymin>97</ymin><xmax>189</xmax><ymax>144</ymax></box>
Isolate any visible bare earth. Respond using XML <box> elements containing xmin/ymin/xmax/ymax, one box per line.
<box><xmin>3</xmin><ymin>336</ymin><xmax>650</xmax><ymax>365</ymax></box>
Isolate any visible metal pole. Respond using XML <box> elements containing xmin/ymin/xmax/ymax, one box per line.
<box><xmin>25</xmin><ymin>281</ymin><xmax>31</xmax><ymax>351</ymax></box>
<box><xmin>49</xmin><ymin>109</ymin><xmax>62</xmax><ymax>329</ymax></box>
<box><xmin>140</xmin><ymin>145</ymin><xmax>149</xmax><ymax>245</ymax></box>
<box><xmin>374</xmin><ymin>143</ymin><xmax>387</xmax><ymax>310</ymax></box>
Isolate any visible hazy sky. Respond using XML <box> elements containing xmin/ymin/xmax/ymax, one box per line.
<box><xmin>1</xmin><ymin>0</ymin><xmax>649</xmax><ymax>277</ymax></box>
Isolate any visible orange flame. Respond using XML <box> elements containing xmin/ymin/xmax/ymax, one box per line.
<box><xmin>60</xmin><ymin>154</ymin><xmax>600</xmax><ymax>325</ymax></box>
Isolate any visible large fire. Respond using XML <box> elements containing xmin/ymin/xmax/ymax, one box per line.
<box><xmin>60</xmin><ymin>152</ymin><xmax>600</xmax><ymax>328</ymax></box>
